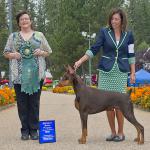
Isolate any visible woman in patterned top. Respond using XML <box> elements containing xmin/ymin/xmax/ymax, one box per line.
<box><xmin>3</xmin><ymin>11</ymin><xmax>52</xmax><ymax>141</ymax></box>
<box><xmin>74</xmin><ymin>8</ymin><xmax>135</xmax><ymax>142</ymax></box>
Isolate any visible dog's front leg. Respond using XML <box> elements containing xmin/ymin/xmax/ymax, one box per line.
<box><xmin>78</xmin><ymin>111</ymin><xmax>88</xmax><ymax>144</ymax></box>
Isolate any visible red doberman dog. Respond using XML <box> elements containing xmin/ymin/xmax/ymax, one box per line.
<box><xmin>59</xmin><ymin>65</ymin><xmax>144</xmax><ymax>144</ymax></box>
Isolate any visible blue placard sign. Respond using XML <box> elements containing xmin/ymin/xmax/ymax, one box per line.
<box><xmin>39</xmin><ymin>120</ymin><xmax>56</xmax><ymax>144</ymax></box>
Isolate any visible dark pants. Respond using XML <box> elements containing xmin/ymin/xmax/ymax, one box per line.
<box><xmin>14</xmin><ymin>81</ymin><xmax>43</xmax><ymax>135</ymax></box>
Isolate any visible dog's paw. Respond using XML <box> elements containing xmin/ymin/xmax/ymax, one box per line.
<box><xmin>138</xmin><ymin>140</ymin><xmax>144</xmax><ymax>145</ymax></box>
<box><xmin>78</xmin><ymin>138</ymin><xmax>86</xmax><ymax>144</ymax></box>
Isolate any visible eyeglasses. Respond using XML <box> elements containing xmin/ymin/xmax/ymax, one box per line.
<box><xmin>20</xmin><ymin>18</ymin><xmax>30</xmax><ymax>21</ymax></box>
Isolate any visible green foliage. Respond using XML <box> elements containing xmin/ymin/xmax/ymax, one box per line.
<box><xmin>44</xmin><ymin>0</ymin><xmax>125</xmax><ymax>78</ymax></box>
<box><xmin>11</xmin><ymin>0</ymin><xmax>37</xmax><ymax>31</ymax></box>
<box><xmin>0</xmin><ymin>0</ymin><xmax>9</xmax><ymax>73</ymax></box>
<box><xmin>1</xmin><ymin>0</ymin><xmax>150</xmax><ymax>79</ymax></box>
<box><xmin>137</xmin><ymin>41</ymin><xmax>149</xmax><ymax>52</ymax></box>
<box><xmin>127</xmin><ymin>0</ymin><xmax>150</xmax><ymax>48</ymax></box>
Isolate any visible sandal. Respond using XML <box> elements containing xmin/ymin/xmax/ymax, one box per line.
<box><xmin>113</xmin><ymin>135</ymin><xmax>125</xmax><ymax>142</ymax></box>
<box><xmin>106</xmin><ymin>134</ymin><xmax>117</xmax><ymax>141</ymax></box>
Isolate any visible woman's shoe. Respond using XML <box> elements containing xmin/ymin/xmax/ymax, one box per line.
<box><xmin>106</xmin><ymin>134</ymin><xmax>116</xmax><ymax>141</ymax></box>
<box><xmin>30</xmin><ymin>131</ymin><xmax>39</xmax><ymax>140</ymax></box>
<box><xmin>21</xmin><ymin>134</ymin><xmax>29</xmax><ymax>140</ymax></box>
<box><xmin>113</xmin><ymin>135</ymin><xmax>125</xmax><ymax>142</ymax></box>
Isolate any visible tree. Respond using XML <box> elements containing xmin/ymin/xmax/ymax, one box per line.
<box><xmin>127</xmin><ymin>0</ymin><xmax>150</xmax><ymax>50</ymax></box>
<box><xmin>1</xmin><ymin>0</ymin><xmax>133</xmax><ymax>79</ymax></box>
<box><xmin>44</xmin><ymin>0</ymin><xmax>125</xmax><ymax>78</ymax></box>
<box><xmin>0</xmin><ymin>0</ymin><xmax>9</xmax><ymax>75</ymax></box>
<box><xmin>11</xmin><ymin>0</ymin><xmax>37</xmax><ymax>31</ymax></box>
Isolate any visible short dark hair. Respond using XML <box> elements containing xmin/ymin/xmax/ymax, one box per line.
<box><xmin>108</xmin><ymin>8</ymin><xmax>127</xmax><ymax>32</ymax></box>
<box><xmin>16</xmin><ymin>10</ymin><xmax>33</xmax><ymax>30</ymax></box>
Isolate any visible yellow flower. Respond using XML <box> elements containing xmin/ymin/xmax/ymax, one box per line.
<box><xmin>0</xmin><ymin>87</ymin><xmax>15</xmax><ymax>106</ymax></box>
<box><xmin>42</xmin><ymin>86</ymin><xmax>48</xmax><ymax>91</ymax></box>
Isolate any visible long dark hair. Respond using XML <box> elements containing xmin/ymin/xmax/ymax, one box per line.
<box><xmin>108</xmin><ymin>8</ymin><xmax>127</xmax><ymax>32</ymax></box>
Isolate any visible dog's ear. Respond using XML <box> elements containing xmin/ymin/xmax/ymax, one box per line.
<box><xmin>67</xmin><ymin>65</ymin><xmax>74</xmax><ymax>75</ymax></box>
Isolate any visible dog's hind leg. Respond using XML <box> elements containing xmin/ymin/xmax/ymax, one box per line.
<box><xmin>120</xmin><ymin>102</ymin><xmax>144</xmax><ymax>144</ymax></box>
<box><xmin>133</xmin><ymin>124</ymin><xmax>144</xmax><ymax>144</ymax></box>
<box><xmin>134</xmin><ymin>126</ymin><xmax>140</xmax><ymax>142</ymax></box>
<box><xmin>124</xmin><ymin>114</ymin><xmax>144</xmax><ymax>144</ymax></box>
<box><xmin>129</xmin><ymin>103</ymin><xmax>144</xmax><ymax>144</ymax></box>
<box><xmin>78</xmin><ymin>111</ymin><xmax>88</xmax><ymax>144</ymax></box>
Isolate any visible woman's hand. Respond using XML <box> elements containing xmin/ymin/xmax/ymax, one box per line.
<box><xmin>33</xmin><ymin>49</ymin><xmax>45</xmax><ymax>56</ymax></box>
<box><xmin>74</xmin><ymin>54</ymin><xmax>90</xmax><ymax>70</ymax></box>
<box><xmin>74</xmin><ymin>60</ymin><xmax>82</xmax><ymax>70</ymax></box>
<box><xmin>8</xmin><ymin>52</ymin><xmax>21</xmax><ymax>59</ymax></box>
<box><xmin>130</xmin><ymin>73</ymin><xmax>135</xmax><ymax>84</ymax></box>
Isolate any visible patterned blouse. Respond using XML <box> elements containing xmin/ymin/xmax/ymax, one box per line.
<box><xmin>3</xmin><ymin>31</ymin><xmax>52</xmax><ymax>84</ymax></box>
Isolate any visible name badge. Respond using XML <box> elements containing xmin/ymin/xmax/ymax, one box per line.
<box><xmin>39</xmin><ymin>120</ymin><xmax>56</xmax><ymax>144</ymax></box>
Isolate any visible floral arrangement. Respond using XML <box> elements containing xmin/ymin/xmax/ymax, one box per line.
<box><xmin>52</xmin><ymin>85</ymin><xmax>97</xmax><ymax>94</ymax></box>
<box><xmin>42</xmin><ymin>82</ymin><xmax>53</xmax><ymax>91</ymax></box>
<box><xmin>0</xmin><ymin>86</ymin><xmax>16</xmax><ymax>106</ymax></box>
<box><xmin>53</xmin><ymin>86</ymin><xmax>75</xmax><ymax>94</ymax></box>
<box><xmin>52</xmin><ymin>84</ymin><xmax>150</xmax><ymax>111</ymax></box>
<box><xmin>128</xmin><ymin>86</ymin><xmax>150</xmax><ymax>110</ymax></box>
<box><xmin>42</xmin><ymin>86</ymin><xmax>48</xmax><ymax>91</ymax></box>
